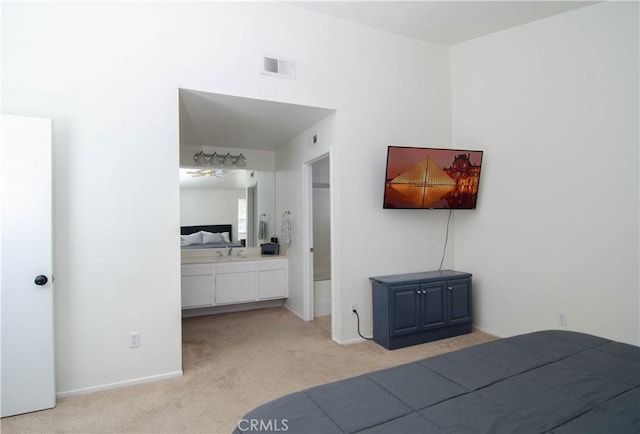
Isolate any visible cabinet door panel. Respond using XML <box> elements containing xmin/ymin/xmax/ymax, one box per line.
<box><xmin>447</xmin><ymin>278</ymin><xmax>472</xmax><ymax>325</ymax></box>
<box><xmin>258</xmin><ymin>269</ymin><xmax>287</xmax><ymax>299</ymax></box>
<box><xmin>389</xmin><ymin>285</ymin><xmax>420</xmax><ymax>337</ymax></box>
<box><xmin>421</xmin><ymin>282</ymin><xmax>446</xmax><ymax>330</ymax></box>
<box><xmin>216</xmin><ymin>272</ymin><xmax>256</xmax><ymax>304</ymax></box>
<box><xmin>181</xmin><ymin>275</ymin><xmax>214</xmax><ymax>308</ymax></box>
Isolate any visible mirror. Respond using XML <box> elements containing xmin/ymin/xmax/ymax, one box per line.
<box><xmin>179</xmin><ymin>167</ymin><xmax>275</xmax><ymax>247</ymax></box>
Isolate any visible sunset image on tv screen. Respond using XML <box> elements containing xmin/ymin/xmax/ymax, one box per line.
<box><xmin>384</xmin><ymin>147</ymin><xmax>484</xmax><ymax>209</ymax></box>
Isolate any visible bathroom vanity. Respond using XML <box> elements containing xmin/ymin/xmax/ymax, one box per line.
<box><xmin>181</xmin><ymin>250</ymin><xmax>288</xmax><ymax>310</ymax></box>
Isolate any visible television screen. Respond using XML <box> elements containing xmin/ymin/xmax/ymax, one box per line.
<box><xmin>383</xmin><ymin>146</ymin><xmax>484</xmax><ymax>209</ymax></box>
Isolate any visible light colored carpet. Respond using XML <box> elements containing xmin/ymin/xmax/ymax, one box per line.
<box><xmin>1</xmin><ymin>307</ymin><xmax>496</xmax><ymax>433</ymax></box>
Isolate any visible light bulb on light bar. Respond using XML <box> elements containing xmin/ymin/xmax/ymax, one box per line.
<box><xmin>193</xmin><ymin>151</ymin><xmax>248</xmax><ymax>167</ymax></box>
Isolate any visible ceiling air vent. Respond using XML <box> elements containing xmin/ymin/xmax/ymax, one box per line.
<box><xmin>261</xmin><ymin>55</ymin><xmax>296</xmax><ymax>79</ymax></box>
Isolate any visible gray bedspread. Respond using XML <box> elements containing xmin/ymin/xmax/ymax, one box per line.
<box><xmin>234</xmin><ymin>330</ymin><xmax>639</xmax><ymax>433</ymax></box>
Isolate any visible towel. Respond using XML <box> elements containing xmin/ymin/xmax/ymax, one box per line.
<box><xmin>258</xmin><ymin>219</ymin><xmax>267</xmax><ymax>240</ymax></box>
<box><xmin>280</xmin><ymin>213</ymin><xmax>293</xmax><ymax>244</ymax></box>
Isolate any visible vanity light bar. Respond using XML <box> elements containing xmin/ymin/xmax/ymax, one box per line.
<box><xmin>194</xmin><ymin>151</ymin><xmax>247</xmax><ymax>167</ymax></box>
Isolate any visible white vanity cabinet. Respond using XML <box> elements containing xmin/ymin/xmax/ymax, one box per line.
<box><xmin>258</xmin><ymin>259</ymin><xmax>288</xmax><ymax>300</ymax></box>
<box><xmin>181</xmin><ymin>264</ymin><xmax>215</xmax><ymax>308</ymax></box>
<box><xmin>180</xmin><ymin>257</ymin><xmax>288</xmax><ymax>309</ymax></box>
<box><xmin>215</xmin><ymin>262</ymin><xmax>257</xmax><ymax>305</ymax></box>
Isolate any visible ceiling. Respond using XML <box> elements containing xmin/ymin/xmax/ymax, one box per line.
<box><xmin>291</xmin><ymin>1</ymin><xmax>598</xmax><ymax>46</ymax></box>
<box><xmin>179</xmin><ymin>89</ymin><xmax>335</xmax><ymax>151</ymax></box>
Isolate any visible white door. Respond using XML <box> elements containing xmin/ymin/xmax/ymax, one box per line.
<box><xmin>1</xmin><ymin>114</ymin><xmax>55</xmax><ymax>417</ymax></box>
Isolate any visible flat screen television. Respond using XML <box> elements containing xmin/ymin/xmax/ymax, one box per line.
<box><xmin>383</xmin><ymin>146</ymin><xmax>484</xmax><ymax>209</ymax></box>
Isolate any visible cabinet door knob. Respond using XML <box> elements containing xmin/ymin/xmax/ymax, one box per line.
<box><xmin>34</xmin><ymin>275</ymin><xmax>48</xmax><ymax>286</ymax></box>
<box><xmin>448</xmin><ymin>286</ymin><xmax>453</xmax><ymax>291</ymax></box>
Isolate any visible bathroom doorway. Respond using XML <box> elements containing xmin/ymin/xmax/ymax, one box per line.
<box><xmin>310</xmin><ymin>156</ymin><xmax>331</xmax><ymax>331</ymax></box>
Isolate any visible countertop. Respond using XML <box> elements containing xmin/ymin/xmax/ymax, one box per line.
<box><xmin>181</xmin><ymin>247</ymin><xmax>286</xmax><ymax>264</ymax></box>
<box><xmin>181</xmin><ymin>254</ymin><xmax>286</xmax><ymax>265</ymax></box>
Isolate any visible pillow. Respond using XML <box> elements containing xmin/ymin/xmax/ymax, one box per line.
<box><xmin>180</xmin><ymin>232</ymin><xmax>202</xmax><ymax>246</ymax></box>
<box><xmin>201</xmin><ymin>231</ymin><xmax>223</xmax><ymax>244</ymax></box>
<box><xmin>220</xmin><ymin>232</ymin><xmax>231</xmax><ymax>243</ymax></box>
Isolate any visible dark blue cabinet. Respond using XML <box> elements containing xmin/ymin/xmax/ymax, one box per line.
<box><xmin>371</xmin><ymin>270</ymin><xmax>472</xmax><ymax>350</ymax></box>
<box><xmin>447</xmin><ymin>279</ymin><xmax>472</xmax><ymax>325</ymax></box>
<box><xmin>389</xmin><ymin>284</ymin><xmax>421</xmax><ymax>336</ymax></box>
<box><xmin>420</xmin><ymin>281</ymin><xmax>447</xmax><ymax>330</ymax></box>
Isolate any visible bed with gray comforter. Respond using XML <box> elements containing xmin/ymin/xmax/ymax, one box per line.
<box><xmin>234</xmin><ymin>330</ymin><xmax>639</xmax><ymax>433</ymax></box>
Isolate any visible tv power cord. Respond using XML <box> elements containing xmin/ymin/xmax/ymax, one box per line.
<box><xmin>352</xmin><ymin>308</ymin><xmax>373</xmax><ymax>341</ymax></box>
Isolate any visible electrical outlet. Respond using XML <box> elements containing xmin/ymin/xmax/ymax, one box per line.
<box><xmin>129</xmin><ymin>332</ymin><xmax>141</xmax><ymax>348</ymax></box>
<box><xmin>351</xmin><ymin>303</ymin><xmax>358</xmax><ymax>313</ymax></box>
<box><xmin>557</xmin><ymin>313</ymin><xmax>567</xmax><ymax>326</ymax></box>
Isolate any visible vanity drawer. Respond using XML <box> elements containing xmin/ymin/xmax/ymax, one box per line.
<box><xmin>216</xmin><ymin>261</ymin><xmax>256</xmax><ymax>274</ymax></box>
<box><xmin>181</xmin><ymin>263</ymin><xmax>214</xmax><ymax>277</ymax></box>
<box><xmin>258</xmin><ymin>258</ymin><xmax>287</xmax><ymax>271</ymax></box>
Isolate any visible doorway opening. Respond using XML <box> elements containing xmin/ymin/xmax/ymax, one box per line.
<box><xmin>178</xmin><ymin>89</ymin><xmax>336</xmax><ymax>345</ymax></box>
<box><xmin>308</xmin><ymin>155</ymin><xmax>331</xmax><ymax>334</ymax></box>
<box><xmin>246</xmin><ymin>184</ymin><xmax>257</xmax><ymax>248</ymax></box>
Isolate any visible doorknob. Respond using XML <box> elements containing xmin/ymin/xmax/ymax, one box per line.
<box><xmin>34</xmin><ymin>275</ymin><xmax>48</xmax><ymax>286</ymax></box>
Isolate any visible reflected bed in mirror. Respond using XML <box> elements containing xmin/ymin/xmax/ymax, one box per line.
<box><xmin>180</xmin><ymin>224</ymin><xmax>244</xmax><ymax>249</ymax></box>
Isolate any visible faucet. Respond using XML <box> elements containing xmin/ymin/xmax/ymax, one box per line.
<box><xmin>228</xmin><ymin>247</ymin><xmax>233</xmax><ymax>256</ymax></box>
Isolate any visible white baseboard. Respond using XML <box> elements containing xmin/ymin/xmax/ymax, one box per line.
<box><xmin>182</xmin><ymin>299</ymin><xmax>285</xmax><ymax>318</ymax></box>
<box><xmin>283</xmin><ymin>303</ymin><xmax>306</xmax><ymax>321</ymax></box>
<box><xmin>472</xmin><ymin>324</ymin><xmax>506</xmax><ymax>339</ymax></box>
<box><xmin>333</xmin><ymin>335</ymin><xmax>371</xmax><ymax>345</ymax></box>
<box><xmin>313</xmin><ymin>299</ymin><xmax>332</xmax><ymax>317</ymax></box>
<box><xmin>56</xmin><ymin>370</ymin><xmax>183</xmax><ymax>398</ymax></box>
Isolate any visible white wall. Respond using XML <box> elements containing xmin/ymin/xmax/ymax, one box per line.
<box><xmin>180</xmin><ymin>189</ymin><xmax>244</xmax><ymax>240</ymax></box>
<box><xmin>3</xmin><ymin>3</ymin><xmax>187</xmax><ymax>394</ymax></box>
<box><xmin>2</xmin><ymin>1</ymin><xmax>452</xmax><ymax>393</ymax></box>
<box><xmin>276</xmin><ymin>115</ymin><xmax>336</xmax><ymax>322</ymax></box>
<box><xmin>451</xmin><ymin>2</ymin><xmax>639</xmax><ymax>344</ymax></box>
